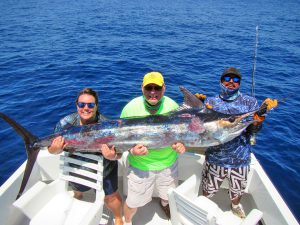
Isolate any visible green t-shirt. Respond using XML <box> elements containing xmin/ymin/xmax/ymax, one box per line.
<box><xmin>120</xmin><ymin>96</ymin><xmax>179</xmax><ymax>171</ymax></box>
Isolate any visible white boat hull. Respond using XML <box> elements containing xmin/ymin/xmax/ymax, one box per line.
<box><xmin>0</xmin><ymin>149</ymin><xmax>298</xmax><ymax>225</ymax></box>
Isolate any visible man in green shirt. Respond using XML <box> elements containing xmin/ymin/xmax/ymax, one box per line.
<box><xmin>120</xmin><ymin>71</ymin><xmax>186</xmax><ymax>225</ymax></box>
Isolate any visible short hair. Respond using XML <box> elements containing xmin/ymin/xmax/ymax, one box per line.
<box><xmin>76</xmin><ymin>88</ymin><xmax>99</xmax><ymax>105</ymax></box>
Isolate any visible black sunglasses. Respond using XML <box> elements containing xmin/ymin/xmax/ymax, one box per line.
<box><xmin>222</xmin><ymin>76</ymin><xmax>240</xmax><ymax>83</ymax></box>
<box><xmin>144</xmin><ymin>85</ymin><xmax>163</xmax><ymax>91</ymax></box>
<box><xmin>77</xmin><ymin>102</ymin><xmax>96</xmax><ymax>108</ymax></box>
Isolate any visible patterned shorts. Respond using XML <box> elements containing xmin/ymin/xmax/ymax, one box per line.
<box><xmin>201</xmin><ymin>161</ymin><xmax>249</xmax><ymax>200</ymax></box>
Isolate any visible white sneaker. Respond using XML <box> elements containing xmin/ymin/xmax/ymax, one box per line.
<box><xmin>231</xmin><ymin>203</ymin><xmax>246</xmax><ymax>219</ymax></box>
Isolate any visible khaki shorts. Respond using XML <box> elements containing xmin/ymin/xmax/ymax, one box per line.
<box><xmin>126</xmin><ymin>160</ymin><xmax>178</xmax><ymax>208</ymax></box>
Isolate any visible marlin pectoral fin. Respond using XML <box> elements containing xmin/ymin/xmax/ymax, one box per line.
<box><xmin>179</xmin><ymin>86</ymin><xmax>206</xmax><ymax>109</ymax></box>
<box><xmin>0</xmin><ymin>112</ymin><xmax>39</xmax><ymax>199</ymax></box>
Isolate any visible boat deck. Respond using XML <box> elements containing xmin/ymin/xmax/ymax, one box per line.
<box><xmin>75</xmin><ymin>178</ymin><xmax>173</xmax><ymax>225</ymax></box>
<box><xmin>98</xmin><ymin>188</ymin><xmax>255</xmax><ymax>225</ymax></box>
<box><xmin>81</xmin><ymin>173</ymin><xmax>256</xmax><ymax>225</ymax></box>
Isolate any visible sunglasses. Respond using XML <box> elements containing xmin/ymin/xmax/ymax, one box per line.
<box><xmin>77</xmin><ymin>102</ymin><xmax>96</xmax><ymax>108</ymax></box>
<box><xmin>222</xmin><ymin>76</ymin><xmax>240</xmax><ymax>83</ymax></box>
<box><xmin>144</xmin><ymin>85</ymin><xmax>163</xmax><ymax>91</ymax></box>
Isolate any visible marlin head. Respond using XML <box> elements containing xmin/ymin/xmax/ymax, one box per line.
<box><xmin>207</xmin><ymin>111</ymin><xmax>257</xmax><ymax>145</ymax></box>
<box><xmin>216</xmin><ymin>110</ymin><xmax>256</xmax><ymax>129</ymax></box>
<box><xmin>217</xmin><ymin>119</ymin><xmax>255</xmax><ymax>144</ymax></box>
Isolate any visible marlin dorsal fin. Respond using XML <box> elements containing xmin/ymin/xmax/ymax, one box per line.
<box><xmin>179</xmin><ymin>86</ymin><xmax>205</xmax><ymax>109</ymax></box>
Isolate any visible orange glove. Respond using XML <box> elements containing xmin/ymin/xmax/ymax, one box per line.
<box><xmin>205</xmin><ymin>103</ymin><xmax>213</xmax><ymax>109</ymax></box>
<box><xmin>253</xmin><ymin>113</ymin><xmax>265</xmax><ymax>122</ymax></box>
<box><xmin>195</xmin><ymin>93</ymin><xmax>212</xmax><ymax>109</ymax></box>
<box><xmin>195</xmin><ymin>93</ymin><xmax>206</xmax><ymax>101</ymax></box>
<box><xmin>263</xmin><ymin>98</ymin><xmax>278</xmax><ymax>110</ymax></box>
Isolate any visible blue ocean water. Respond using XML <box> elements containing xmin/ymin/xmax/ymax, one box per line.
<box><xmin>0</xmin><ymin>0</ymin><xmax>299</xmax><ymax>221</ymax></box>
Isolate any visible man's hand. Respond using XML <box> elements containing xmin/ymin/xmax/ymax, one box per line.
<box><xmin>263</xmin><ymin>98</ymin><xmax>278</xmax><ymax>110</ymax></box>
<box><xmin>255</xmin><ymin>98</ymin><xmax>278</xmax><ymax>121</ymax></box>
<box><xmin>205</xmin><ymin>103</ymin><xmax>213</xmax><ymax>109</ymax></box>
<box><xmin>195</xmin><ymin>93</ymin><xmax>213</xmax><ymax>109</ymax></box>
<box><xmin>48</xmin><ymin>136</ymin><xmax>66</xmax><ymax>154</ymax></box>
<box><xmin>195</xmin><ymin>93</ymin><xmax>206</xmax><ymax>102</ymax></box>
<box><xmin>253</xmin><ymin>113</ymin><xmax>265</xmax><ymax>123</ymax></box>
<box><xmin>101</xmin><ymin>144</ymin><xmax>118</xmax><ymax>160</ymax></box>
<box><xmin>172</xmin><ymin>142</ymin><xmax>186</xmax><ymax>154</ymax></box>
<box><xmin>130</xmin><ymin>144</ymin><xmax>148</xmax><ymax>156</ymax></box>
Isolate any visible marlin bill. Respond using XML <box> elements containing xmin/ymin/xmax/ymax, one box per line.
<box><xmin>0</xmin><ymin>86</ymin><xmax>261</xmax><ymax>198</ymax></box>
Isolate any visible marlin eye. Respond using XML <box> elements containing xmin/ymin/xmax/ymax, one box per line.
<box><xmin>229</xmin><ymin>117</ymin><xmax>235</xmax><ymax>123</ymax></box>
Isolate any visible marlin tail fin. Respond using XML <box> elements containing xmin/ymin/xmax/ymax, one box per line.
<box><xmin>0</xmin><ymin>112</ymin><xmax>40</xmax><ymax>199</ymax></box>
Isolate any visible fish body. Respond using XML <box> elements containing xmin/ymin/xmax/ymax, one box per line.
<box><xmin>34</xmin><ymin>105</ymin><xmax>255</xmax><ymax>153</ymax></box>
<box><xmin>0</xmin><ymin>86</ymin><xmax>258</xmax><ymax>198</ymax></box>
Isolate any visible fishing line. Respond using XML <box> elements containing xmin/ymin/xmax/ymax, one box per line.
<box><xmin>277</xmin><ymin>95</ymin><xmax>290</xmax><ymax>103</ymax></box>
<box><xmin>250</xmin><ymin>26</ymin><xmax>259</xmax><ymax>145</ymax></box>
<box><xmin>251</xmin><ymin>26</ymin><xmax>259</xmax><ymax>97</ymax></box>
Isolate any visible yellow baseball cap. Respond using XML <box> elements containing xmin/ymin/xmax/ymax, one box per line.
<box><xmin>142</xmin><ymin>72</ymin><xmax>164</xmax><ymax>87</ymax></box>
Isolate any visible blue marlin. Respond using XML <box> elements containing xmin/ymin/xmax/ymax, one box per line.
<box><xmin>0</xmin><ymin>86</ymin><xmax>262</xmax><ymax>199</ymax></box>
